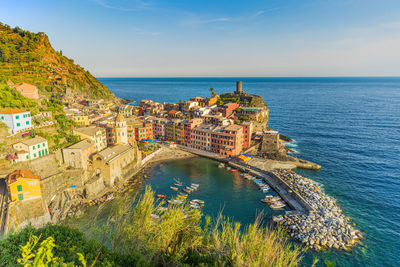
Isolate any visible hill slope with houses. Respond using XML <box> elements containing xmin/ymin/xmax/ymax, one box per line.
<box><xmin>0</xmin><ymin>23</ymin><xmax>114</xmax><ymax>100</ymax></box>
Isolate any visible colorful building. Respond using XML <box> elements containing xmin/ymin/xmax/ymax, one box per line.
<box><xmin>62</xmin><ymin>139</ymin><xmax>95</xmax><ymax>170</ymax></box>
<box><xmin>184</xmin><ymin>118</ymin><xmax>203</xmax><ymax>145</ymax></box>
<box><xmin>0</xmin><ymin>109</ymin><xmax>32</xmax><ymax>134</ymax></box>
<box><xmin>190</xmin><ymin>123</ymin><xmax>244</xmax><ymax>157</ymax></box>
<box><xmin>219</xmin><ymin>103</ymin><xmax>239</xmax><ymax>117</ymax></box>
<box><xmin>241</xmin><ymin>121</ymin><xmax>253</xmax><ymax>150</ymax></box>
<box><xmin>7</xmin><ymin>170</ymin><xmax>42</xmax><ymax>202</ymax></box>
<box><xmin>12</xmin><ymin>136</ymin><xmax>49</xmax><ymax>162</ymax></box>
<box><xmin>13</xmin><ymin>82</ymin><xmax>39</xmax><ymax>100</ymax></box>
<box><xmin>152</xmin><ymin>117</ymin><xmax>169</xmax><ymax>140</ymax></box>
<box><xmin>127</xmin><ymin>117</ymin><xmax>153</xmax><ymax>141</ymax></box>
<box><xmin>72</xmin><ymin>113</ymin><xmax>90</xmax><ymax>126</ymax></box>
<box><xmin>73</xmin><ymin>126</ymin><xmax>107</xmax><ymax>152</ymax></box>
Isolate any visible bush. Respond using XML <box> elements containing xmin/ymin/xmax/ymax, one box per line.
<box><xmin>0</xmin><ymin>224</ymin><xmax>148</xmax><ymax>266</ymax></box>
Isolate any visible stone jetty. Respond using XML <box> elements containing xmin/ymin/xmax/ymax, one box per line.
<box><xmin>272</xmin><ymin>169</ymin><xmax>363</xmax><ymax>251</ymax></box>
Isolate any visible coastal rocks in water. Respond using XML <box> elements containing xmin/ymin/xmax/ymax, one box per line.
<box><xmin>272</xmin><ymin>169</ymin><xmax>362</xmax><ymax>251</ymax></box>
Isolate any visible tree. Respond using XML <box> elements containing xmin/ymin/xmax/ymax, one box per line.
<box><xmin>209</xmin><ymin>88</ymin><xmax>216</xmax><ymax>97</ymax></box>
<box><xmin>0</xmin><ymin>46</ymin><xmax>11</xmax><ymax>62</ymax></box>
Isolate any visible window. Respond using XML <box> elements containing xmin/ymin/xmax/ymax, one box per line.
<box><xmin>18</xmin><ymin>194</ymin><xmax>24</xmax><ymax>200</ymax></box>
<box><xmin>17</xmin><ymin>185</ymin><xmax>22</xmax><ymax>192</ymax></box>
<box><xmin>16</xmin><ymin>115</ymin><xmax>20</xmax><ymax>119</ymax></box>
<box><xmin>33</xmin><ymin>145</ymin><xmax>35</xmax><ymax>150</ymax></box>
<box><xmin>1</xmin><ymin>116</ymin><xmax>3</xmax><ymax>120</ymax></box>
<box><xmin>34</xmin><ymin>153</ymin><xmax>37</xmax><ymax>158</ymax></box>
<box><xmin>43</xmin><ymin>143</ymin><xmax>45</xmax><ymax>146</ymax></box>
<box><xmin>28</xmin><ymin>114</ymin><xmax>31</xmax><ymax>117</ymax></box>
<box><xmin>17</xmin><ymin>123</ymin><xmax>20</xmax><ymax>127</ymax></box>
<box><xmin>26</xmin><ymin>155</ymin><xmax>29</xmax><ymax>159</ymax></box>
<box><xmin>26</xmin><ymin>121</ymin><xmax>29</xmax><ymax>125</ymax></box>
<box><xmin>39</xmin><ymin>151</ymin><xmax>42</xmax><ymax>157</ymax></box>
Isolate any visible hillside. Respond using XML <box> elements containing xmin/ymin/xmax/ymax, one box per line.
<box><xmin>0</xmin><ymin>23</ymin><xmax>114</xmax><ymax>99</ymax></box>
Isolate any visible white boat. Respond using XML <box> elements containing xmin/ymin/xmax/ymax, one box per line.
<box><xmin>190</xmin><ymin>204</ymin><xmax>201</xmax><ymax>209</ymax></box>
<box><xmin>218</xmin><ymin>163</ymin><xmax>225</xmax><ymax>168</ymax></box>
<box><xmin>226</xmin><ymin>166</ymin><xmax>232</xmax><ymax>170</ymax></box>
<box><xmin>270</xmin><ymin>203</ymin><xmax>286</xmax><ymax>210</ymax></box>
<box><xmin>191</xmin><ymin>199</ymin><xmax>205</xmax><ymax>205</ymax></box>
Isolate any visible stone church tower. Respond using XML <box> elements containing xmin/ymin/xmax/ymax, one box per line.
<box><xmin>115</xmin><ymin>113</ymin><xmax>128</xmax><ymax>144</ymax></box>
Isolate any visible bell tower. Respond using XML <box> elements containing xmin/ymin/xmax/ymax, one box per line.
<box><xmin>115</xmin><ymin>113</ymin><xmax>128</xmax><ymax>144</ymax></box>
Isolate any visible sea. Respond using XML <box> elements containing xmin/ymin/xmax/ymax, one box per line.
<box><xmin>96</xmin><ymin>77</ymin><xmax>400</xmax><ymax>267</ymax></box>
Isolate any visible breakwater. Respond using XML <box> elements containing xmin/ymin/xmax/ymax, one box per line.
<box><xmin>272</xmin><ymin>170</ymin><xmax>363</xmax><ymax>251</ymax></box>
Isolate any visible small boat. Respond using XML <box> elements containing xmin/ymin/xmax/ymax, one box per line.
<box><xmin>191</xmin><ymin>199</ymin><xmax>205</xmax><ymax>205</ymax></box>
<box><xmin>218</xmin><ymin>163</ymin><xmax>225</xmax><ymax>168</ymax></box>
<box><xmin>261</xmin><ymin>188</ymin><xmax>270</xmax><ymax>193</ymax></box>
<box><xmin>191</xmin><ymin>183</ymin><xmax>199</xmax><ymax>187</ymax></box>
<box><xmin>226</xmin><ymin>166</ymin><xmax>232</xmax><ymax>170</ymax></box>
<box><xmin>270</xmin><ymin>203</ymin><xmax>286</xmax><ymax>210</ymax></box>
<box><xmin>190</xmin><ymin>204</ymin><xmax>201</xmax><ymax>209</ymax></box>
<box><xmin>156</xmin><ymin>194</ymin><xmax>166</xmax><ymax>199</ymax></box>
<box><xmin>168</xmin><ymin>199</ymin><xmax>183</xmax><ymax>205</ymax></box>
<box><xmin>177</xmin><ymin>192</ymin><xmax>188</xmax><ymax>197</ymax></box>
<box><xmin>183</xmin><ymin>188</ymin><xmax>192</xmax><ymax>193</ymax></box>
<box><xmin>177</xmin><ymin>195</ymin><xmax>187</xmax><ymax>200</ymax></box>
<box><xmin>157</xmin><ymin>206</ymin><xmax>168</xmax><ymax>211</ymax></box>
<box><xmin>174</xmin><ymin>179</ymin><xmax>183</xmax><ymax>186</ymax></box>
<box><xmin>170</xmin><ymin>186</ymin><xmax>179</xmax><ymax>191</ymax></box>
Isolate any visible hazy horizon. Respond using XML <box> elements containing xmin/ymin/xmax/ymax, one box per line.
<box><xmin>2</xmin><ymin>0</ymin><xmax>400</xmax><ymax>77</ymax></box>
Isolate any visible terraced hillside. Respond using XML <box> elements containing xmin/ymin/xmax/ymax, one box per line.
<box><xmin>0</xmin><ymin>23</ymin><xmax>113</xmax><ymax>99</ymax></box>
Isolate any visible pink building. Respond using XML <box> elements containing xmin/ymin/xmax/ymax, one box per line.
<box><xmin>190</xmin><ymin>123</ymin><xmax>244</xmax><ymax>157</ymax></box>
<box><xmin>152</xmin><ymin>117</ymin><xmax>169</xmax><ymax>140</ymax></box>
<box><xmin>184</xmin><ymin>118</ymin><xmax>203</xmax><ymax>145</ymax></box>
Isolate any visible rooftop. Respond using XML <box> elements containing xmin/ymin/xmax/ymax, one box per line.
<box><xmin>8</xmin><ymin>170</ymin><xmax>41</xmax><ymax>184</ymax></box>
<box><xmin>0</xmin><ymin>108</ymin><xmax>28</xmax><ymax>114</ymax></box>
<box><xmin>16</xmin><ymin>136</ymin><xmax>47</xmax><ymax>147</ymax></box>
<box><xmin>65</xmin><ymin>139</ymin><xmax>93</xmax><ymax>150</ymax></box>
<box><xmin>97</xmin><ymin>144</ymin><xmax>132</xmax><ymax>163</ymax></box>
<box><xmin>225</xmin><ymin>124</ymin><xmax>243</xmax><ymax>131</ymax></box>
<box><xmin>74</xmin><ymin>126</ymin><xmax>104</xmax><ymax>136</ymax></box>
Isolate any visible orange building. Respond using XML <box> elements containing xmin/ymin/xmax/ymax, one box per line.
<box><xmin>127</xmin><ymin>118</ymin><xmax>153</xmax><ymax>141</ymax></box>
<box><xmin>13</xmin><ymin>83</ymin><xmax>39</xmax><ymax>100</ymax></box>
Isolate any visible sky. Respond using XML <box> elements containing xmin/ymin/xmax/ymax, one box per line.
<box><xmin>1</xmin><ymin>0</ymin><xmax>400</xmax><ymax>77</ymax></box>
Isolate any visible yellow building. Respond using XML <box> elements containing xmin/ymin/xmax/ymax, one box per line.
<box><xmin>72</xmin><ymin>114</ymin><xmax>90</xmax><ymax>126</ymax></box>
<box><xmin>7</xmin><ymin>170</ymin><xmax>42</xmax><ymax>202</ymax></box>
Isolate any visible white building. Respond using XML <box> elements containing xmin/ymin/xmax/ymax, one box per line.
<box><xmin>13</xmin><ymin>136</ymin><xmax>49</xmax><ymax>162</ymax></box>
<box><xmin>0</xmin><ymin>109</ymin><xmax>32</xmax><ymax>134</ymax></box>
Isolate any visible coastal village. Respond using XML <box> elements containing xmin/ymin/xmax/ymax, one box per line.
<box><xmin>0</xmin><ymin>80</ymin><xmax>362</xmax><ymax>251</ymax></box>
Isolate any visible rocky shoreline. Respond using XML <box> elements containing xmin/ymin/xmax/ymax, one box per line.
<box><xmin>272</xmin><ymin>169</ymin><xmax>363</xmax><ymax>251</ymax></box>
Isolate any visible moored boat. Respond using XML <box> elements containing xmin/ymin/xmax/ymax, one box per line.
<box><xmin>156</xmin><ymin>194</ymin><xmax>166</xmax><ymax>199</ymax></box>
<box><xmin>170</xmin><ymin>186</ymin><xmax>179</xmax><ymax>191</ymax></box>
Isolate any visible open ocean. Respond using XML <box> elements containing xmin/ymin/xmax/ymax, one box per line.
<box><xmin>98</xmin><ymin>77</ymin><xmax>400</xmax><ymax>266</ymax></box>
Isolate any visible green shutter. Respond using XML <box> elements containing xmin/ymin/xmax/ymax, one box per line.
<box><xmin>17</xmin><ymin>185</ymin><xmax>22</xmax><ymax>192</ymax></box>
<box><xmin>26</xmin><ymin>155</ymin><xmax>29</xmax><ymax>159</ymax></box>
<box><xmin>18</xmin><ymin>194</ymin><xmax>24</xmax><ymax>200</ymax></box>
<box><xmin>34</xmin><ymin>153</ymin><xmax>36</xmax><ymax>158</ymax></box>
<box><xmin>26</xmin><ymin>121</ymin><xmax>29</xmax><ymax>125</ymax></box>
<box><xmin>17</xmin><ymin>123</ymin><xmax>20</xmax><ymax>127</ymax></box>
<box><xmin>16</xmin><ymin>115</ymin><xmax>19</xmax><ymax>119</ymax></box>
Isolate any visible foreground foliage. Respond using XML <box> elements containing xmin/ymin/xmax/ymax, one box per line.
<box><xmin>88</xmin><ymin>186</ymin><xmax>304</xmax><ymax>266</ymax></box>
<box><xmin>0</xmin><ymin>224</ymin><xmax>147</xmax><ymax>266</ymax></box>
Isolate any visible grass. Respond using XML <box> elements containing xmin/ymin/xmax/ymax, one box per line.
<box><xmin>81</xmin><ymin>186</ymin><xmax>304</xmax><ymax>266</ymax></box>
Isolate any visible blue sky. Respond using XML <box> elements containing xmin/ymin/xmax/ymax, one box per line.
<box><xmin>1</xmin><ymin>0</ymin><xmax>400</xmax><ymax>77</ymax></box>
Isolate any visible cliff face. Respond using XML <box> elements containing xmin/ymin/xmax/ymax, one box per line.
<box><xmin>0</xmin><ymin>23</ymin><xmax>114</xmax><ymax>99</ymax></box>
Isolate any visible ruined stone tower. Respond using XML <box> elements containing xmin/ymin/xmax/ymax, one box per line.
<box><xmin>235</xmin><ymin>81</ymin><xmax>243</xmax><ymax>94</ymax></box>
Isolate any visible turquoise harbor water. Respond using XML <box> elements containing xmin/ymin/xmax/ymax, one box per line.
<box><xmin>97</xmin><ymin>77</ymin><xmax>400</xmax><ymax>266</ymax></box>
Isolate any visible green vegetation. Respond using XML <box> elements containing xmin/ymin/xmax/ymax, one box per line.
<box><xmin>0</xmin><ymin>85</ymin><xmax>39</xmax><ymax>114</ymax></box>
<box><xmin>75</xmin><ymin>186</ymin><xmax>304</xmax><ymax>266</ymax></box>
<box><xmin>0</xmin><ymin>224</ymin><xmax>147</xmax><ymax>266</ymax></box>
<box><xmin>0</xmin><ymin>22</ymin><xmax>113</xmax><ymax>99</ymax></box>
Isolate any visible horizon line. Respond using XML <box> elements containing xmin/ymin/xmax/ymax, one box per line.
<box><xmin>96</xmin><ymin>75</ymin><xmax>400</xmax><ymax>79</ymax></box>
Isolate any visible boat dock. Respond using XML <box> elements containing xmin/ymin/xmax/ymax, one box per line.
<box><xmin>176</xmin><ymin>145</ymin><xmax>312</xmax><ymax>214</ymax></box>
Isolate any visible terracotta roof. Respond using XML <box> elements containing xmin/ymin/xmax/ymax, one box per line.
<box><xmin>14</xmin><ymin>82</ymin><xmax>37</xmax><ymax>92</ymax></box>
<box><xmin>0</xmin><ymin>108</ymin><xmax>28</xmax><ymax>114</ymax></box>
<box><xmin>7</xmin><ymin>170</ymin><xmax>41</xmax><ymax>185</ymax></box>
<box><xmin>169</xmin><ymin>110</ymin><xmax>181</xmax><ymax>114</ymax></box>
